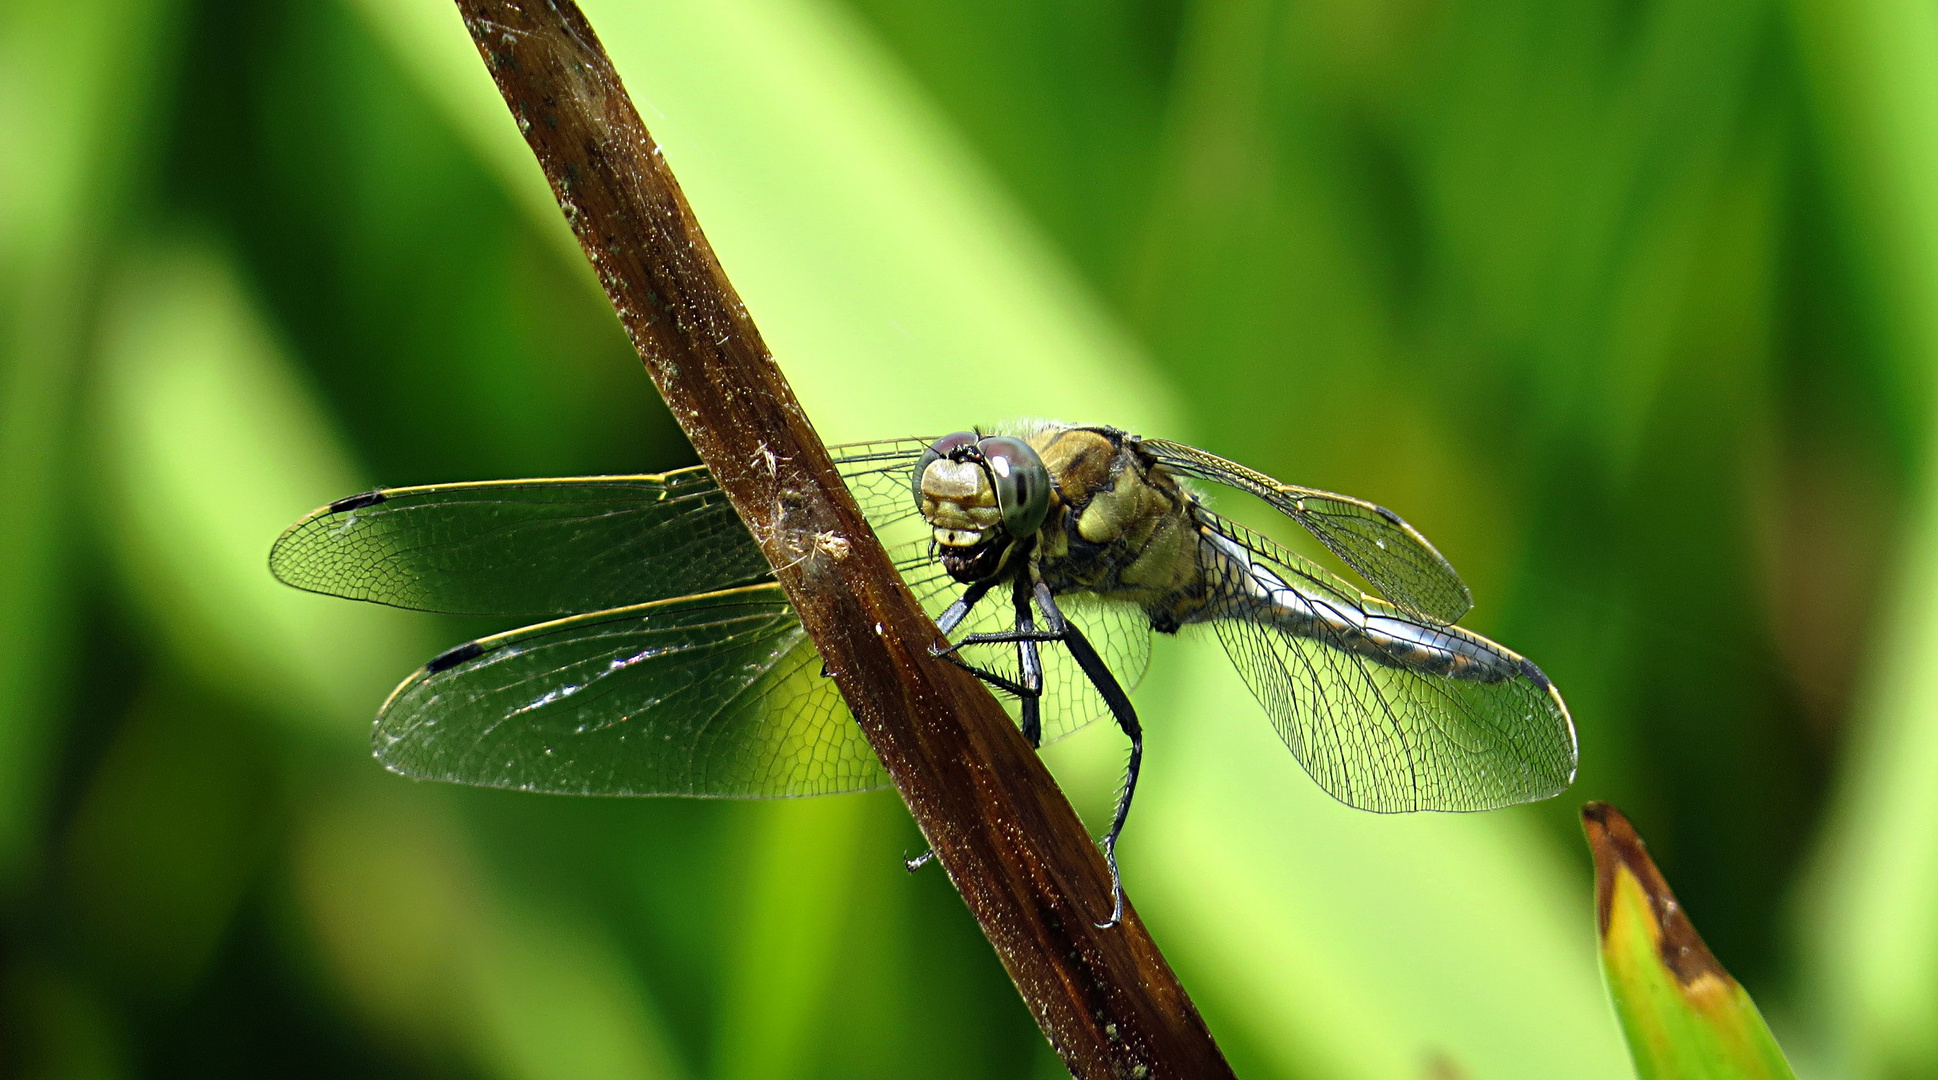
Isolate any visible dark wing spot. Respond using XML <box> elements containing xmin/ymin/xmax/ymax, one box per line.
<box><xmin>328</xmin><ymin>490</ymin><xmax>389</xmax><ymax>513</ymax></box>
<box><xmin>1519</xmin><ymin>657</ymin><xmax>1550</xmax><ymax>689</ymax></box>
<box><xmin>425</xmin><ymin>640</ymin><xmax>486</xmax><ymax>673</ymax></box>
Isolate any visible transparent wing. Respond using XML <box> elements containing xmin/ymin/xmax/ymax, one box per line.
<box><xmin>270</xmin><ymin>441</ymin><xmax>934</xmax><ymax>617</ymax></box>
<box><xmin>1194</xmin><ymin>509</ymin><xmax>1574</xmax><ymax>812</ymax></box>
<box><xmin>373</xmin><ymin>584</ymin><xmax>889</xmax><ymax>797</ymax></box>
<box><xmin>891</xmin><ymin>541</ymin><xmax>1152</xmax><ymax>744</ymax></box>
<box><xmin>269</xmin><ymin>470</ymin><xmax>766</xmax><ymax>616</ymax></box>
<box><xmin>1137</xmin><ymin>437</ymin><xmax>1474</xmax><ymax>625</ymax></box>
<box><xmin>831</xmin><ymin>438</ymin><xmax>937</xmax><ymax>547</ymax></box>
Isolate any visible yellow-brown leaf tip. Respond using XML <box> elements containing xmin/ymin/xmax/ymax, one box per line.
<box><xmin>1580</xmin><ymin>801</ymin><xmax>1730</xmax><ymax>987</ymax></box>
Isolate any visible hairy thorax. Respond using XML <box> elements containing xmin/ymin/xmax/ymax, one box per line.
<box><xmin>1024</xmin><ymin>426</ymin><xmax>1207</xmax><ymax>629</ymax></box>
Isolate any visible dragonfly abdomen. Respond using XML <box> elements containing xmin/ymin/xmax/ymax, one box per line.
<box><xmin>1196</xmin><ymin>529</ymin><xmax>1524</xmax><ymax>684</ymax></box>
<box><xmin>1357</xmin><ymin>613</ymin><xmax>1522</xmax><ymax>683</ymax></box>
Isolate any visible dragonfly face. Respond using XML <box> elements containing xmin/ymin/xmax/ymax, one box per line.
<box><xmin>270</xmin><ymin>421</ymin><xmax>1576</xmax><ymax>928</ymax></box>
<box><xmin>914</xmin><ymin>432</ymin><xmax>1051</xmax><ymax>584</ymax></box>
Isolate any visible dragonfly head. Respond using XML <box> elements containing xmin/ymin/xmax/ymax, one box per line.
<box><xmin>914</xmin><ymin>431</ymin><xmax>1052</xmax><ymax>583</ymax></box>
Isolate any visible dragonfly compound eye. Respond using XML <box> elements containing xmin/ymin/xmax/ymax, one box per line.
<box><xmin>977</xmin><ymin>436</ymin><xmax>1051</xmax><ymax>538</ymax></box>
<box><xmin>913</xmin><ymin>431</ymin><xmax>981</xmax><ymax>511</ymax></box>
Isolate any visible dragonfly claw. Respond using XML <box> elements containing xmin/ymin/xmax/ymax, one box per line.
<box><xmin>1094</xmin><ymin>837</ymin><xmax>1125</xmax><ymax>930</ymax></box>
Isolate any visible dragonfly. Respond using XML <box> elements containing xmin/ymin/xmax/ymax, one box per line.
<box><xmin>271</xmin><ymin>422</ymin><xmax>1576</xmax><ymax>926</ymax></box>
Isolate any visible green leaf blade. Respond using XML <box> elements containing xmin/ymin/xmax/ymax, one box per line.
<box><xmin>1585</xmin><ymin>803</ymin><xmax>1798</xmax><ymax>1080</ymax></box>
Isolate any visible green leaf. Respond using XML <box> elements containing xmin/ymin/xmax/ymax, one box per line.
<box><xmin>1789</xmin><ymin>1</ymin><xmax>1938</xmax><ymax>1076</ymax></box>
<box><xmin>0</xmin><ymin>0</ymin><xmax>179</xmax><ymax>885</ymax></box>
<box><xmin>92</xmin><ymin>234</ymin><xmax>432</xmax><ymax>737</ymax></box>
<box><xmin>1584</xmin><ymin>803</ymin><xmax>1798</xmax><ymax>1080</ymax></box>
<box><xmin>291</xmin><ymin>783</ymin><xmax>689</xmax><ymax>1078</ymax></box>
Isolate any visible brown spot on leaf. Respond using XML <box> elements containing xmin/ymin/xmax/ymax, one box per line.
<box><xmin>1581</xmin><ymin>802</ymin><xmax>1732</xmax><ymax>987</ymax></box>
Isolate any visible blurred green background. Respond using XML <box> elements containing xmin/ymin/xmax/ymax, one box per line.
<box><xmin>4</xmin><ymin>0</ymin><xmax>1938</xmax><ymax>1076</ymax></box>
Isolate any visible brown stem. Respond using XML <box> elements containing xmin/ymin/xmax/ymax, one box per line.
<box><xmin>448</xmin><ymin>2</ymin><xmax>1233</xmax><ymax>1077</ymax></box>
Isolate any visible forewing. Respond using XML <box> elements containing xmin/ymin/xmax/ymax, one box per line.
<box><xmin>831</xmin><ymin>438</ymin><xmax>934</xmax><ymax>548</ymax></box>
<box><xmin>892</xmin><ymin>541</ymin><xmax>1152</xmax><ymax>744</ymax></box>
<box><xmin>374</xmin><ymin>584</ymin><xmax>889</xmax><ymax>797</ymax></box>
<box><xmin>1197</xmin><ymin>512</ymin><xmax>1574</xmax><ymax>812</ymax></box>
<box><xmin>1137</xmin><ymin>437</ymin><xmax>1473</xmax><ymax>624</ymax></box>
<box><xmin>271</xmin><ymin>441</ymin><xmax>933</xmax><ymax>618</ymax></box>
<box><xmin>271</xmin><ymin>471</ymin><xmax>767</xmax><ymax>616</ymax></box>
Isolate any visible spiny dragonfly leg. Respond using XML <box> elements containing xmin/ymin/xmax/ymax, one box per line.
<box><xmin>937</xmin><ymin>662</ymin><xmax>1035</xmax><ymax>698</ymax></box>
<box><xmin>1034</xmin><ymin>581</ymin><xmax>1140</xmax><ymax>931</ymax></box>
<box><xmin>929</xmin><ymin>634</ymin><xmax>1050</xmax><ymax>705</ymax></box>
<box><xmin>928</xmin><ymin>580</ymin><xmax>1050</xmax><ymax>715</ymax></box>
<box><xmin>910</xmin><ymin>578</ymin><xmax>1047</xmax><ymax>872</ymax></box>
<box><xmin>935</xmin><ymin>628</ymin><xmax>1064</xmax><ymax>650</ymax></box>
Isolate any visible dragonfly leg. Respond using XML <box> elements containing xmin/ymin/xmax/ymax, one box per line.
<box><xmin>929</xmin><ymin>626</ymin><xmax>1050</xmax><ymax>709</ymax></box>
<box><xmin>930</xmin><ymin>579</ymin><xmax>1051</xmax><ymax>712</ymax></box>
<box><xmin>935</xmin><ymin>579</ymin><xmax>995</xmax><ymax>637</ymax></box>
<box><xmin>910</xmin><ymin>577</ymin><xmax>1048</xmax><ymax>871</ymax></box>
<box><xmin>1013</xmin><ymin>576</ymin><xmax>1044</xmax><ymax>748</ymax></box>
<box><xmin>936</xmin><ymin>660</ymin><xmax>1036</xmax><ymax>697</ymax></box>
<box><xmin>930</xmin><ymin>600</ymin><xmax>1048</xmax><ymax>728</ymax></box>
<box><xmin>1034</xmin><ymin>582</ymin><xmax>1140</xmax><ymax>930</ymax></box>
<box><xmin>933</xmin><ymin>628</ymin><xmax>1063</xmax><ymax>654</ymax></box>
